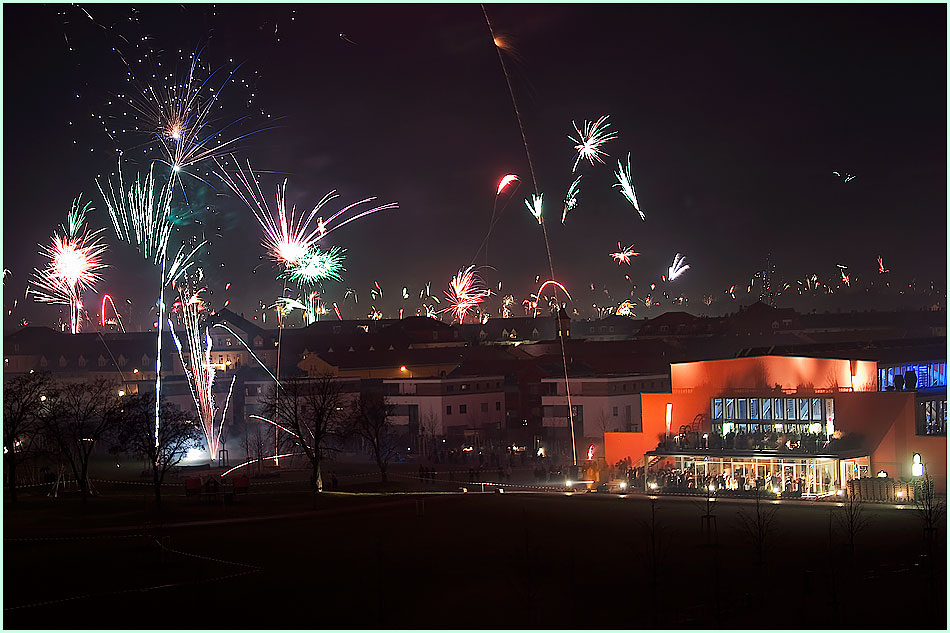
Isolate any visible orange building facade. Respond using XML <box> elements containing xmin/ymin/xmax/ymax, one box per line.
<box><xmin>605</xmin><ymin>355</ymin><xmax>946</xmax><ymax>493</ymax></box>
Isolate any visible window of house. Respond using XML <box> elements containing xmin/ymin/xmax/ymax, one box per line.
<box><xmin>749</xmin><ymin>398</ymin><xmax>759</xmax><ymax>420</ymax></box>
<box><xmin>761</xmin><ymin>398</ymin><xmax>771</xmax><ymax>420</ymax></box>
<box><xmin>786</xmin><ymin>398</ymin><xmax>797</xmax><ymax>420</ymax></box>
<box><xmin>725</xmin><ymin>398</ymin><xmax>735</xmax><ymax>419</ymax></box>
<box><xmin>496</xmin><ymin>401</ymin><xmax>501</xmax><ymax>411</ymax></box>
<box><xmin>78</xmin><ymin>356</ymin><xmax>87</xmax><ymax>367</ymax></box>
<box><xmin>613</xmin><ymin>406</ymin><xmax>619</xmax><ymax>417</ymax></box>
<box><xmin>461</xmin><ymin>384</ymin><xmax>469</xmax><ymax>391</ymax></box>
<box><xmin>811</xmin><ymin>397</ymin><xmax>821</xmax><ymax>421</ymax></box>
<box><xmin>459</xmin><ymin>404</ymin><xmax>467</xmax><ymax>414</ymax></box>
<box><xmin>481</xmin><ymin>402</ymin><xmax>489</xmax><ymax>413</ymax></box>
<box><xmin>917</xmin><ymin>399</ymin><xmax>947</xmax><ymax>436</ymax></box>
<box><xmin>446</xmin><ymin>405</ymin><xmax>452</xmax><ymax>415</ymax></box>
<box><xmin>98</xmin><ymin>356</ymin><xmax>107</xmax><ymax>367</ymax></box>
<box><xmin>798</xmin><ymin>398</ymin><xmax>809</xmax><ymax>421</ymax></box>
<box><xmin>40</xmin><ymin>357</ymin><xmax>48</xmax><ymax>368</ymax></box>
<box><xmin>737</xmin><ymin>398</ymin><xmax>748</xmax><ymax>420</ymax></box>
<box><xmin>773</xmin><ymin>398</ymin><xmax>784</xmax><ymax>420</ymax></box>
<box><xmin>447</xmin><ymin>385</ymin><xmax>454</xmax><ymax>392</ymax></box>
<box><xmin>59</xmin><ymin>356</ymin><xmax>67</xmax><ymax>368</ymax></box>
<box><xmin>712</xmin><ymin>398</ymin><xmax>723</xmax><ymax>420</ymax></box>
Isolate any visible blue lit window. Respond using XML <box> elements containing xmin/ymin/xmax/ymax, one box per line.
<box><xmin>786</xmin><ymin>399</ymin><xmax>797</xmax><ymax>420</ymax></box>
<box><xmin>887</xmin><ymin>367</ymin><xmax>894</xmax><ymax>389</ymax></box>
<box><xmin>712</xmin><ymin>398</ymin><xmax>723</xmax><ymax>420</ymax></box>
<box><xmin>725</xmin><ymin>398</ymin><xmax>735</xmax><ymax>419</ymax></box>
<box><xmin>934</xmin><ymin>363</ymin><xmax>947</xmax><ymax>388</ymax></box>
<box><xmin>811</xmin><ymin>398</ymin><xmax>821</xmax><ymax>420</ymax></box>
<box><xmin>749</xmin><ymin>398</ymin><xmax>759</xmax><ymax>420</ymax></box>
<box><xmin>773</xmin><ymin>398</ymin><xmax>784</xmax><ymax>420</ymax></box>
<box><xmin>798</xmin><ymin>398</ymin><xmax>809</xmax><ymax>420</ymax></box>
<box><xmin>761</xmin><ymin>398</ymin><xmax>771</xmax><ymax>420</ymax></box>
<box><xmin>737</xmin><ymin>398</ymin><xmax>747</xmax><ymax>420</ymax></box>
<box><xmin>917</xmin><ymin>364</ymin><xmax>929</xmax><ymax>388</ymax></box>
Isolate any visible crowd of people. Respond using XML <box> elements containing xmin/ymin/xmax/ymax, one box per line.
<box><xmin>644</xmin><ymin>466</ymin><xmax>823</xmax><ymax>495</ymax></box>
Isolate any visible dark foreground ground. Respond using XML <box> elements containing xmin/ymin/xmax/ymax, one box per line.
<box><xmin>4</xmin><ymin>462</ymin><xmax>946</xmax><ymax>629</ymax></box>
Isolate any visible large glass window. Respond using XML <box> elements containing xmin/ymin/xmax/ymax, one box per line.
<box><xmin>737</xmin><ymin>398</ymin><xmax>748</xmax><ymax>420</ymax></box>
<box><xmin>712</xmin><ymin>398</ymin><xmax>723</xmax><ymax>420</ymax></box>
<box><xmin>918</xmin><ymin>399</ymin><xmax>947</xmax><ymax>436</ymax></box>
<box><xmin>811</xmin><ymin>398</ymin><xmax>821</xmax><ymax>421</ymax></box>
<box><xmin>786</xmin><ymin>399</ymin><xmax>797</xmax><ymax>420</ymax></box>
<box><xmin>933</xmin><ymin>363</ymin><xmax>947</xmax><ymax>387</ymax></box>
<box><xmin>773</xmin><ymin>398</ymin><xmax>784</xmax><ymax>420</ymax></box>
<box><xmin>749</xmin><ymin>398</ymin><xmax>759</xmax><ymax>420</ymax></box>
<box><xmin>761</xmin><ymin>398</ymin><xmax>771</xmax><ymax>420</ymax></box>
<box><xmin>886</xmin><ymin>367</ymin><xmax>894</xmax><ymax>389</ymax></box>
<box><xmin>798</xmin><ymin>398</ymin><xmax>809</xmax><ymax>421</ymax></box>
<box><xmin>725</xmin><ymin>398</ymin><xmax>735</xmax><ymax>419</ymax></box>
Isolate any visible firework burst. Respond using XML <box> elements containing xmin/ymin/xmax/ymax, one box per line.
<box><xmin>97</xmin><ymin>158</ymin><xmax>175</xmax><ymax>265</ymax></box>
<box><xmin>116</xmin><ymin>47</ymin><xmax>269</xmax><ymax>186</ymax></box>
<box><xmin>30</xmin><ymin>198</ymin><xmax>108</xmax><ymax>334</ymax></box>
<box><xmin>568</xmin><ymin>115</ymin><xmax>618</xmax><ymax>172</ymax></box>
<box><xmin>215</xmin><ymin>157</ymin><xmax>396</xmax><ymax>268</ymax></box>
<box><xmin>610</xmin><ymin>243</ymin><xmax>640</xmax><ymax>265</ymax></box>
<box><xmin>282</xmin><ymin>246</ymin><xmax>346</xmax><ymax>285</ymax></box>
<box><xmin>441</xmin><ymin>266</ymin><xmax>490</xmax><ymax>324</ymax></box>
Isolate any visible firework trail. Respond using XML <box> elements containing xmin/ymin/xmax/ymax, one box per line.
<box><xmin>497</xmin><ymin>174</ymin><xmax>519</xmax><ymax>195</ymax></box>
<box><xmin>501</xmin><ymin>294</ymin><xmax>515</xmax><ymax>318</ymax></box>
<box><xmin>610</xmin><ymin>243</ymin><xmax>640</xmax><ymax>265</ymax></box>
<box><xmin>100</xmin><ymin>294</ymin><xmax>126</xmax><ymax>333</ymax></box>
<box><xmin>562</xmin><ymin>175</ymin><xmax>582</xmax><ymax>223</ymax></box>
<box><xmin>525</xmin><ymin>193</ymin><xmax>543</xmax><ymax>224</ymax></box>
<box><xmin>211</xmin><ymin>323</ymin><xmax>280</xmax><ymax>384</ymax></box>
<box><xmin>30</xmin><ymin>197</ymin><xmax>108</xmax><ymax>334</ymax></box>
<box><xmin>441</xmin><ymin>266</ymin><xmax>490</xmax><ymax>324</ymax></box>
<box><xmin>668</xmin><ymin>253</ymin><xmax>690</xmax><ymax>281</ymax></box>
<box><xmin>568</xmin><ymin>115</ymin><xmax>618</xmax><ymax>172</ymax></box>
<box><xmin>168</xmin><ymin>286</ymin><xmax>234</xmax><ymax>460</ymax></box>
<box><xmin>98</xmin><ymin>158</ymin><xmax>204</xmax><ymax>449</ymax></box>
<box><xmin>482</xmin><ymin>4</ymin><xmax>577</xmax><ymax>464</ymax></box>
<box><xmin>614</xmin><ymin>153</ymin><xmax>643</xmax><ymax>220</ymax></box>
<box><xmin>877</xmin><ymin>256</ymin><xmax>889</xmax><ymax>274</ymax></box>
<box><xmin>476</xmin><ymin>174</ymin><xmax>522</xmax><ymax>267</ymax></box>
<box><xmin>616</xmin><ymin>300</ymin><xmax>636</xmax><ymax>316</ymax></box>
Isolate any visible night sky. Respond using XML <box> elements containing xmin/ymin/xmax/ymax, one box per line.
<box><xmin>4</xmin><ymin>4</ymin><xmax>946</xmax><ymax>330</ymax></box>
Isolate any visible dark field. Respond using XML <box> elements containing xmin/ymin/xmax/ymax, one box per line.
<box><xmin>4</xmin><ymin>464</ymin><xmax>946</xmax><ymax>629</ymax></box>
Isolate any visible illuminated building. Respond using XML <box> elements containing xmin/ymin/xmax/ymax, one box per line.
<box><xmin>605</xmin><ymin>355</ymin><xmax>947</xmax><ymax>494</ymax></box>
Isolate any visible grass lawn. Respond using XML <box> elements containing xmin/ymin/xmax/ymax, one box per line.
<box><xmin>4</xmin><ymin>463</ymin><xmax>946</xmax><ymax>629</ymax></box>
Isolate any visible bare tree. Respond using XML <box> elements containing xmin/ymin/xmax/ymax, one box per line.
<box><xmin>42</xmin><ymin>379</ymin><xmax>125</xmax><ymax>501</ymax></box>
<box><xmin>736</xmin><ymin>488</ymin><xmax>779</xmax><ymax>569</ymax></box>
<box><xmin>113</xmin><ymin>393</ymin><xmax>204</xmax><ymax>509</ymax></box>
<box><xmin>913</xmin><ymin>475</ymin><xmax>946</xmax><ymax>551</ymax></box>
<box><xmin>260</xmin><ymin>374</ymin><xmax>346</xmax><ymax>493</ymax></box>
<box><xmin>3</xmin><ymin>371</ymin><xmax>53</xmax><ymax>503</ymax></box>
<box><xmin>833</xmin><ymin>490</ymin><xmax>871</xmax><ymax>557</ymax></box>
<box><xmin>349</xmin><ymin>391</ymin><xmax>398</xmax><ymax>484</ymax></box>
